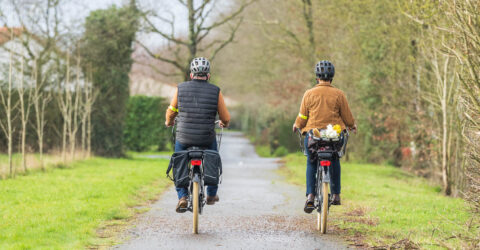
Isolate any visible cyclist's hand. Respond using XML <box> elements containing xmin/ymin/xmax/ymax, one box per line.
<box><xmin>219</xmin><ymin>121</ymin><xmax>227</xmax><ymax>128</ymax></box>
<box><xmin>292</xmin><ymin>123</ymin><xmax>298</xmax><ymax>133</ymax></box>
<box><xmin>350</xmin><ymin>124</ymin><xmax>357</xmax><ymax>134</ymax></box>
<box><xmin>165</xmin><ymin>121</ymin><xmax>174</xmax><ymax>127</ymax></box>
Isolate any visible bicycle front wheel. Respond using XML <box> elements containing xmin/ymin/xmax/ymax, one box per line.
<box><xmin>320</xmin><ymin>182</ymin><xmax>329</xmax><ymax>234</ymax></box>
<box><xmin>192</xmin><ymin>181</ymin><xmax>199</xmax><ymax>234</ymax></box>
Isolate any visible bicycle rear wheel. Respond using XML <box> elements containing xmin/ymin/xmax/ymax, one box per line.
<box><xmin>316</xmin><ymin>167</ymin><xmax>323</xmax><ymax>231</ymax></box>
<box><xmin>320</xmin><ymin>182</ymin><xmax>329</xmax><ymax>234</ymax></box>
<box><xmin>192</xmin><ymin>180</ymin><xmax>199</xmax><ymax>234</ymax></box>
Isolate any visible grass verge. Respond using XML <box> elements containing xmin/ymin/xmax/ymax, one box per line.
<box><xmin>0</xmin><ymin>156</ymin><xmax>170</xmax><ymax>249</ymax></box>
<box><xmin>280</xmin><ymin>153</ymin><xmax>477</xmax><ymax>249</ymax></box>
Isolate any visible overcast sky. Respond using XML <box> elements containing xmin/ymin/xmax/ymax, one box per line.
<box><xmin>1</xmin><ymin>0</ymin><xmax>221</xmax><ymax>35</ymax></box>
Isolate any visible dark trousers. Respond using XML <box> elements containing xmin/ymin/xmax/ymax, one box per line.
<box><xmin>174</xmin><ymin>139</ymin><xmax>218</xmax><ymax>199</ymax></box>
<box><xmin>305</xmin><ymin>133</ymin><xmax>341</xmax><ymax>196</ymax></box>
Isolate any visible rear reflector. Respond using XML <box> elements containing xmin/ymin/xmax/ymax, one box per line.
<box><xmin>191</xmin><ymin>160</ymin><xmax>202</xmax><ymax>166</ymax></box>
<box><xmin>320</xmin><ymin>160</ymin><xmax>331</xmax><ymax>167</ymax></box>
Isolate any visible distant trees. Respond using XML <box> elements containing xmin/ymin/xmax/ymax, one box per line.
<box><xmin>81</xmin><ymin>4</ymin><xmax>139</xmax><ymax>157</ymax></box>
<box><xmin>0</xmin><ymin>0</ymin><xmax>111</xmax><ymax>173</ymax></box>
<box><xmin>0</xmin><ymin>0</ymin><xmax>70</xmax><ymax>174</ymax></box>
<box><xmin>214</xmin><ymin>0</ymin><xmax>479</xmax><ymax>200</ymax></box>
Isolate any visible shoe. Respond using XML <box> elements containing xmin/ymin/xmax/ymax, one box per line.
<box><xmin>304</xmin><ymin>194</ymin><xmax>315</xmax><ymax>214</ymax></box>
<box><xmin>206</xmin><ymin>195</ymin><xmax>219</xmax><ymax>205</ymax></box>
<box><xmin>175</xmin><ymin>197</ymin><xmax>188</xmax><ymax>213</ymax></box>
<box><xmin>332</xmin><ymin>194</ymin><xmax>341</xmax><ymax>205</ymax></box>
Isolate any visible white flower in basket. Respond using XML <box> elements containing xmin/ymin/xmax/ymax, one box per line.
<box><xmin>324</xmin><ymin>124</ymin><xmax>339</xmax><ymax>139</ymax></box>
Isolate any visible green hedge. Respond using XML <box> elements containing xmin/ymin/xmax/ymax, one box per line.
<box><xmin>123</xmin><ymin>96</ymin><xmax>169</xmax><ymax>152</ymax></box>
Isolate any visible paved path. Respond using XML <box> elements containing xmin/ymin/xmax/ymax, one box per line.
<box><xmin>115</xmin><ymin>132</ymin><xmax>347</xmax><ymax>250</ymax></box>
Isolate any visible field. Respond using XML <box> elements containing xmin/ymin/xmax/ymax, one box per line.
<box><xmin>280</xmin><ymin>153</ymin><xmax>477</xmax><ymax>249</ymax></box>
<box><xmin>0</xmin><ymin>156</ymin><xmax>170</xmax><ymax>249</ymax></box>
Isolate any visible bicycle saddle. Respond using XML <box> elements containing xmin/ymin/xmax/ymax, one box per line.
<box><xmin>187</xmin><ymin>147</ymin><xmax>205</xmax><ymax>158</ymax></box>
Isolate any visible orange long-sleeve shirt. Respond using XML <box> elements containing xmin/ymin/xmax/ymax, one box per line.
<box><xmin>294</xmin><ymin>81</ymin><xmax>355</xmax><ymax>133</ymax></box>
<box><xmin>165</xmin><ymin>88</ymin><xmax>230</xmax><ymax>127</ymax></box>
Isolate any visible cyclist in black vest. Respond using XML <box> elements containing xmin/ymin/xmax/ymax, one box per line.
<box><xmin>165</xmin><ymin>57</ymin><xmax>230</xmax><ymax>213</ymax></box>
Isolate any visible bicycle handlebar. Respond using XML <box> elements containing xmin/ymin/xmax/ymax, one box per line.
<box><xmin>169</xmin><ymin>118</ymin><xmax>224</xmax><ymax>150</ymax></box>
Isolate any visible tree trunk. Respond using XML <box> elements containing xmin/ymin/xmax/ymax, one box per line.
<box><xmin>19</xmin><ymin>57</ymin><xmax>28</xmax><ymax>173</ymax></box>
<box><xmin>186</xmin><ymin>0</ymin><xmax>197</xmax><ymax>81</ymax></box>
<box><xmin>87</xmin><ymin>109</ymin><xmax>92</xmax><ymax>158</ymax></box>
<box><xmin>62</xmin><ymin>120</ymin><xmax>67</xmax><ymax>163</ymax></box>
<box><xmin>441</xmin><ymin>65</ymin><xmax>451</xmax><ymax>195</ymax></box>
<box><xmin>81</xmin><ymin>115</ymin><xmax>86</xmax><ymax>156</ymax></box>
<box><xmin>302</xmin><ymin>0</ymin><xmax>315</xmax><ymax>67</ymax></box>
<box><xmin>6</xmin><ymin>40</ymin><xmax>14</xmax><ymax>177</ymax></box>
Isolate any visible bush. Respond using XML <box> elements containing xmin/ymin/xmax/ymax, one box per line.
<box><xmin>123</xmin><ymin>96</ymin><xmax>169</xmax><ymax>152</ymax></box>
<box><xmin>273</xmin><ymin>146</ymin><xmax>289</xmax><ymax>157</ymax></box>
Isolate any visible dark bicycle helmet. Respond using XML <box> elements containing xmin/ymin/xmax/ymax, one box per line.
<box><xmin>315</xmin><ymin>60</ymin><xmax>335</xmax><ymax>80</ymax></box>
<box><xmin>190</xmin><ymin>57</ymin><xmax>210</xmax><ymax>76</ymax></box>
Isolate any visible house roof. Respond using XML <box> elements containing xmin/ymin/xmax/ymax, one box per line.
<box><xmin>0</xmin><ymin>27</ymin><xmax>24</xmax><ymax>45</ymax></box>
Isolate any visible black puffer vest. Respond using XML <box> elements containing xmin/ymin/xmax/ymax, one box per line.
<box><xmin>176</xmin><ymin>80</ymin><xmax>219</xmax><ymax>146</ymax></box>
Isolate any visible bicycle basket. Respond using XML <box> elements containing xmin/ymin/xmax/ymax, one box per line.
<box><xmin>308</xmin><ymin>130</ymin><xmax>345</xmax><ymax>150</ymax></box>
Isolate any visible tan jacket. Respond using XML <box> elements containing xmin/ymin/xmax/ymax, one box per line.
<box><xmin>295</xmin><ymin>81</ymin><xmax>355</xmax><ymax>133</ymax></box>
<box><xmin>165</xmin><ymin>88</ymin><xmax>230</xmax><ymax>126</ymax></box>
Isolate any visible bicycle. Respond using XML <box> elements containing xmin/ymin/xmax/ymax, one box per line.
<box><xmin>169</xmin><ymin>120</ymin><xmax>224</xmax><ymax>234</ymax></box>
<box><xmin>296</xmin><ymin>128</ymin><xmax>349</xmax><ymax>234</ymax></box>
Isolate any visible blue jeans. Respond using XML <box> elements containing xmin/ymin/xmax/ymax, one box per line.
<box><xmin>175</xmin><ymin>139</ymin><xmax>218</xmax><ymax>199</ymax></box>
<box><xmin>305</xmin><ymin>133</ymin><xmax>341</xmax><ymax>196</ymax></box>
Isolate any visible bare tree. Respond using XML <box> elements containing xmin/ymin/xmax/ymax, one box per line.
<box><xmin>56</xmin><ymin>52</ymin><xmax>73</xmax><ymax>163</ymax></box>
<box><xmin>69</xmin><ymin>55</ymin><xmax>82</xmax><ymax>160</ymax></box>
<box><xmin>421</xmin><ymin>45</ymin><xmax>461</xmax><ymax>196</ymax></box>
<box><xmin>0</xmin><ymin>0</ymin><xmax>68</xmax><ymax>169</ymax></box>
<box><xmin>32</xmin><ymin>59</ymin><xmax>51</xmax><ymax>171</ymax></box>
<box><xmin>17</xmin><ymin>54</ymin><xmax>33</xmax><ymax>173</ymax></box>
<box><xmin>80</xmin><ymin>67</ymin><xmax>98</xmax><ymax>158</ymax></box>
<box><xmin>0</xmin><ymin>30</ymin><xmax>20</xmax><ymax>177</ymax></box>
<box><xmin>139</xmin><ymin>0</ymin><xmax>254</xmax><ymax>80</ymax></box>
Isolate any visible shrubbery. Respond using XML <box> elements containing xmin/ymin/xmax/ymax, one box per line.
<box><xmin>123</xmin><ymin>96</ymin><xmax>169</xmax><ymax>152</ymax></box>
<box><xmin>273</xmin><ymin>146</ymin><xmax>289</xmax><ymax>157</ymax></box>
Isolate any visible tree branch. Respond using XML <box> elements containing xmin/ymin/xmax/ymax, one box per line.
<box><xmin>143</xmin><ymin>15</ymin><xmax>188</xmax><ymax>46</ymax></box>
<box><xmin>134</xmin><ymin>60</ymin><xmax>183</xmax><ymax>77</ymax></box>
<box><xmin>176</xmin><ymin>0</ymin><xmax>187</xmax><ymax>7</ymax></box>
<box><xmin>210</xmin><ymin>17</ymin><xmax>243</xmax><ymax>61</ymax></box>
<box><xmin>136</xmin><ymin>40</ymin><xmax>185</xmax><ymax>70</ymax></box>
<box><xmin>200</xmin><ymin>0</ymin><xmax>254</xmax><ymax>31</ymax></box>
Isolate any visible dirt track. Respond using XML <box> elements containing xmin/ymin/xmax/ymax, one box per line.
<box><xmin>115</xmin><ymin>132</ymin><xmax>347</xmax><ymax>250</ymax></box>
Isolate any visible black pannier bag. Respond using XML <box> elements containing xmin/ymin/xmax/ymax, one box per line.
<box><xmin>203</xmin><ymin>150</ymin><xmax>222</xmax><ymax>186</ymax></box>
<box><xmin>167</xmin><ymin>151</ymin><xmax>190</xmax><ymax>188</ymax></box>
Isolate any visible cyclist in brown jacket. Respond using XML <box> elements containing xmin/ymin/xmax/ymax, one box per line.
<box><xmin>292</xmin><ymin>60</ymin><xmax>357</xmax><ymax>213</ymax></box>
